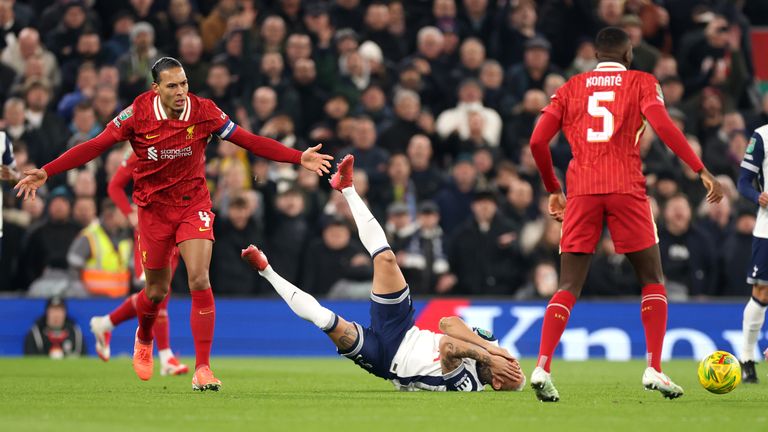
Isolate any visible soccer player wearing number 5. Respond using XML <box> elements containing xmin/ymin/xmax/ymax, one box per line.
<box><xmin>736</xmin><ymin>123</ymin><xmax>768</xmax><ymax>383</ymax></box>
<box><xmin>529</xmin><ymin>28</ymin><xmax>724</xmax><ymax>402</ymax></box>
<box><xmin>15</xmin><ymin>57</ymin><xmax>334</xmax><ymax>391</ymax></box>
<box><xmin>242</xmin><ymin>155</ymin><xmax>525</xmax><ymax>392</ymax></box>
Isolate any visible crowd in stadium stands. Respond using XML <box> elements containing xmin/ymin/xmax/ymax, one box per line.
<box><xmin>1</xmin><ymin>0</ymin><xmax>767</xmax><ymax>299</ymax></box>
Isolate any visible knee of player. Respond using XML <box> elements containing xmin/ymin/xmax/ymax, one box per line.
<box><xmin>373</xmin><ymin>249</ymin><xmax>396</xmax><ymax>266</ymax></box>
<box><xmin>753</xmin><ymin>285</ymin><xmax>768</xmax><ymax>304</ymax></box>
<box><xmin>145</xmin><ymin>286</ymin><xmax>168</xmax><ymax>303</ymax></box>
<box><xmin>187</xmin><ymin>272</ymin><xmax>211</xmax><ymax>291</ymax></box>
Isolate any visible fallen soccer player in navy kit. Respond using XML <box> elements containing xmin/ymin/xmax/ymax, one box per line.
<box><xmin>241</xmin><ymin>155</ymin><xmax>524</xmax><ymax>392</ymax></box>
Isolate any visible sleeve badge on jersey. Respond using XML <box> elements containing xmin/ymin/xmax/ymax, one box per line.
<box><xmin>118</xmin><ymin>107</ymin><xmax>134</xmax><ymax>121</ymax></box>
<box><xmin>473</xmin><ymin>327</ymin><xmax>496</xmax><ymax>341</ymax></box>
<box><xmin>747</xmin><ymin>137</ymin><xmax>756</xmax><ymax>154</ymax></box>
<box><xmin>655</xmin><ymin>83</ymin><xmax>664</xmax><ymax>102</ymax></box>
<box><xmin>112</xmin><ymin>118</ymin><xmax>122</xmax><ymax>128</ymax></box>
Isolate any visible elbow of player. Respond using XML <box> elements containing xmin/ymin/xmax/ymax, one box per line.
<box><xmin>439</xmin><ymin>316</ymin><xmax>457</xmax><ymax>332</ymax></box>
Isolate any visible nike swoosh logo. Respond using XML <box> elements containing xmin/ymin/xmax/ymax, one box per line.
<box><xmin>198</xmin><ymin>309</ymin><xmax>214</xmax><ymax>315</ymax></box>
<box><xmin>145</xmin><ymin>134</ymin><xmax>160</xmax><ymax>139</ymax></box>
<box><xmin>198</xmin><ymin>227</ymin><xmax>211</xmax><ymax>232</ymax></box>
<box><xmin>291</xmin><ymin>292</ymin><xmax>297</xmax><ymax>301</ymax></box>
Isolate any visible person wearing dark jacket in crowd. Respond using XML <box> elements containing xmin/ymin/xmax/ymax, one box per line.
<box><xmin>447</xmin><ymin>190</ymin><xmax>526</xmax><ymax>296</ymax></box>
<box><xmin>211</xmin><ymin>195</ymin><xmax>265</xmax><ymax>296</ymax></box>
<box><xmin>658</xmin><ymin>194</ymin><xmax>718</xmax><ymax>299</ymax></box>
<box><xmin>301</xmin><ymin>216</ymin><xmax>372</xmax><ymax>296</ymax></box>
<box><xmin>24</xmin><ymin>297</ymin><xmax>84</xmax><ymax>358</ymax></box>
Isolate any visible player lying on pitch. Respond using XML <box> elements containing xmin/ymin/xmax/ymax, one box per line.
<box><xmin>90</xmin><ymin>151</ymin><xmax>188</xmax><ymax>376</ymax></box>
<box><xmin>242</xmin><ymin>155</ymin><xmax>524</xmax><ymax>391</ymax></box>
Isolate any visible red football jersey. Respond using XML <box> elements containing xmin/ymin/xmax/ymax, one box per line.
<box><xmin>543</xmin><ymin>62</ymin><xmax>665</xmax><ymax>197</ymax></box>
<box><xmin>106</xmin><ymin>91</ymin><xmax>236</xmax><ymax>208</ymax></box>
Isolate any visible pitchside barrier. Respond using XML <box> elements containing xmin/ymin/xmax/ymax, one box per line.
<box><xmin>0</xmin><ymin>298</ymin><xmax>763</xmax><ymax>359</ymax></box>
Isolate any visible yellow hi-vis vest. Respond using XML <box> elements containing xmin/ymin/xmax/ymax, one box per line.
<box><xmin>81</xmin><ymin>222</ymin><xmax>133</xmax><ymax>297</ymax></box>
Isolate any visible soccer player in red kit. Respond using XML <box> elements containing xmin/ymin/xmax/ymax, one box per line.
<box><xmin>16</xmin><ymin>57</ymin><xmax>333</xmax><ymax>391</ymax></box>
<box><xmin>89</xmin><ymin>151</ymin><xmax>189</xmax><ymax>376</ymax></box>
<box><xmin>528</xmin><ymin>28</ymin><xmax>724</xmax><ymax>402</ymax></box>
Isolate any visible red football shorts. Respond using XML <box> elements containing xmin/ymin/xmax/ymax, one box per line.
<box><xmin>560</xmin><ymin>193</ymin><xmax>658</xmax><ymax>254</ymax></box>
<box><xmin>137</xmin><ymin>202</ymin><xmax>216</xmax><ymax>270</ymax></box>
<box><xmin>132</xmin><ymin>230</ymin><xmax>181</xmax><ymax>281</ymax></box>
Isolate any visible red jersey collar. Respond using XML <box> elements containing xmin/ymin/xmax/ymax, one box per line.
<box><xmin>153</xmin><ymin>95</ymin><xmax>191</xmax><ymax>121</ymax></box>
<box><xmin>594</xmin><ymin>62</ymin><xmax>627</xmax><ymax>72</ymax></box>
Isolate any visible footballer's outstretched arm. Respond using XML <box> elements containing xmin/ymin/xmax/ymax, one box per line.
<box><xmin>226</xmin><ymin>126</ymin><xmax>333</xmax><ymax>176</ymax></box>
<box><xmin>439</xmin><ymin>316</ymin><xmax>516</xmax><ymax>361</ymax></box>
<box><xmin>15</xmin><ymin>129</ymin><xmax>119</xmax><ymax>200</ymax></box>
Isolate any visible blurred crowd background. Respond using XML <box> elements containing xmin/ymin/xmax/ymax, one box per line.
<box><xmin>1</xmin><ymin>0</ymin><xmax>767</xmax><ymax>301</ymax></box>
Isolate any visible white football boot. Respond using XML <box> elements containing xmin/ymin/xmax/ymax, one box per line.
<box><xmin>642</xmin><ymin>367</ymin><xmax>684</xmax><ymax>399</ymax></box>
<box><xmin>531</xmin><ymin>367</ymin><xmax>560</xmax><ymax>402</ymax></box>
<box><xmin>89</xmin><ymin>315</ymin><xmax>113</xmax><ymax>362</ymax></box>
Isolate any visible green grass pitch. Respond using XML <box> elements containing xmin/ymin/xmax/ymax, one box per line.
<box><xmin>2</xmin><ymin>358</ymin><xmax>766</xmax><ymax>431</ymax></box>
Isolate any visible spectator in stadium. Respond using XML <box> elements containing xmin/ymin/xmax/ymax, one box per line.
<box><xmin>128</xmin><ymin>0</ymin><xmax>170</xmax><ymax>52</ymax></box>
<box><xmin>331</xmin><ymin>0</ymin><xmax>364</xmax><ymax>33</ymax></box>
<box><xmin>44</xmin><ymin>1</ymin><xmax>90</xmax><ymax>63</ymax></box>
<box><xmin>2</xmin><ymin>98</ymin><xmax>36</xmax><ymax>148</ymax></box>
<box><xmin>1</xmin><ymin>27</ymin><xmax>60</xmax><ymax>89</ymax></box>
<box><xmin>361</xmin><ymin>1</ymin><xmax>406</xmax><ymax>62</ymax></box>
<box><xmin>256</xmin><ymin>15</ymin><xmax>288</xmax><ymax>55</ymax></box>
<box><xmin>67</xmin><ymin>199</ymin><xmax>131</xmax><ymax>298</ymax></box>
<box><xmin>411</xmin><ymin>26</ymin><xmax>449</xmax><ymax>92</ymax></box>
<box><xmin>266</xmin><ymin>187</ymin><xmax>309</xmax><ymax>285</ymax></box>
<box><xmin>457</xmin><ymin>0</ymin><xmax>495</xmax><ymax>47</ymax></box>
<box><xmin>448</xmin><ymin>189</ymin><xmax>525</xmax><ymax>296</ymax></box>
<box><xmin>719</xmin><ymin>203</ymin><xmax>757</xmax><ymax>296</ymax></box>
<box><xmin>506</xmin><ymin>37</ymin><xmax>560</xmax><ymax>103</ymax></box>
<box><xmin>102</xmin><ymin>11</ymin><xmax>133</xmax><ymax>63</ymax></box>
<box><xmin>583</xmin><ymin>234</ymin><xmax>640</xmax><ymax>297</ymax></box>
<box><xmin>407</xmin><ymin>134</ymin><xmax>445</xmax><ymax>201</ymax></box>
<box><xmin>177</xmin><ymin>32</ymin><xmax>209</xmax><ymax>93</ymax></box>
<box><xmin>678</xmin><ymin>14</ymin><xmax>750</xmax><ymax>104</ymax></box>
<box><xmin>200</xmin><ymin>62</ymin><xmax>237</xmax><ymax>117</ymax></box>
<box><xmin>565</xmin><ymin>39</ymin><xmax>598</xmax><ymax>78</ymax></box>
<box><xmin>449</xmin><ymin>37</ymin><xmax>486</xmax><ymax>89</ymax></box>
<box><xmin>0</xmin><ymin>0</ymin><xmax>24</xmax><ymax>52</ymax></box>
<box><xmin>338</xmin><ymin>116</ymin><xmax>389</xmax><ymax>186</ymax></box>
<box><xmin>23</xmin><ymin>81</ymin><xmax>69</xmax><ymax>169</ymax></box>
<box><xmin>71</xmin><ymin>195</ymin><xmax>97</xmax><ymax>228</ymax></box>
<box><xmin>211</xmin><ymin>194</ymin><xmax>265</xmax><ymax>296</ymax></box>
<box><xmin>23</xmin><ymin>297</ymin><xmax>85</xmax><ymax>358</ymax></box>
<box><xmin>200</xmin><ymin>0</ymin><xmax>240</xmax><ymax>53</ymax></box>
<box><xmin>493</xmin><ymin>0</ymin><xmax>539</xmax><ymax>69</ymax></box>
<box><xmin>24</xmin><ymin>187</ymin><xmax>82</xmax><ymax>297</ymax></box>
<box><xmin>622</xmin><ymin>15</ymin><xmax>660</xmax><ymax>73</ymax></box>
<box><xmin>92</xmin><ymin>85</ymin><xmax>119</xmax><ymax>125</ymax></box>
<box><xmin>658</xmin><ymin>194</ymin><xmax>718</xmax><ymax>299</ymax></box>
<box><xmin>355</xmin><ymin>84</ymin><xmax>393</xmax><ymax>133</ymax></box>
<box><xmin>286</xmin><ymin>58</ymin><xmax>327</xmax><ymax>135</ymax></box>
<box><xmin>213</xmin><ymin>29</ymin><xmax>256</xmax><ymax>97</ymax></box>
<box><xmin>167</xmin><ymin>0</ymin><xmax>202</xmax><ymax>46</ymax></box>
<box><xmin>57</xmin><ymin>62</ymin><xmax>98</xmax><ymax>122</ymax></box>
<box><xmin>246</xmin><ymin>86</ymin><xmax>278</xmax><ymax>136</ymax></box>
<box><xmin>504</xmin><ymin>89</ymin><xmax>548</xmax><ymax>159</ymax></box>
<box><xmin>60</xmin><ymin>30</ymin><xmax>105</xmax><ymax>93</ymax></box>
<box><xmin>479</xmin><ymin>60</ymin><xmax>508</xmax><ymax>114</ymax></box>
<box><xmin>397</xmin><ymin>200</ymin><xmax>450</xmax><ymax>295</ymax></box>
<box><xmin>117</xmin><ymin>21</ymin><xmax>163</xmax><ymax>101</ymax></box>
<box><xmin>436</xmin><ymin>78</ymin><xmax>502</xmax><ymax>147</ymax></box>
<box><xmin>435</xmin><ymin>157</ymin><xmax>477</xmax><ymax>234</ymax></box>
<box><xmin>378</xmin><ymin>90</ymin><xmax>423</xmax><ymax>154</ymax></box>
<box><xmin>659</xmin><ymin>75</ymin><xmax>685</xmax><ymax>109</ymax></box>
<box><xmin>371</xmin><ymin>153</ymin><xmax>417</xmax><ymax>218</ymax></box>
<box><xmin>514</xmin><ymin>261</ymin><xmax>558</xmax><ymax>300</ymax></box>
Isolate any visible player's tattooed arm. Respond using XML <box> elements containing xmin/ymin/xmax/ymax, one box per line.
<box><xmin>439</xmin><ymin>336</ymin><xmax>492</xmax><ymax>374</ymax></box>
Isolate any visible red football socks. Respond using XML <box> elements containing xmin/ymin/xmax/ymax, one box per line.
<box><xmin>190</xmin><ymin>288</ymin><xmax>215</xmax><ymax>370</ymax></box>
<box><xmin>154</xmin><ymin>292</ymin><xmax>171</xmax><ymax>351</ymax></box>
<box><xmin>641</xmin><ymin>284</ymin><xmax>668</xmax><ymax>372</ymax></box>
<box><xmin>536</xmin><ymin>290</ymin><xmax>577</xmax><ymax>373</ymax></box>
<box><xmin>135</xmin><ymin>289</ymin><xmax>160</xmax><ymax>343</ymax></box>
<box><xmin>109</xmin><ymin>293</ymin><xmax>138</xmax><ymax>325</ymax></box>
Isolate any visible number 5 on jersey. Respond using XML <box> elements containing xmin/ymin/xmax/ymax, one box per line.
<box><xmin>587</xmin><ymin>91</ymin><xmax>615</xmax><ymax>142</ymax></box>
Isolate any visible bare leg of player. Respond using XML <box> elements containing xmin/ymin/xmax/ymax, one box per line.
<box><xmin>739</xmin><ymin>285</ymin><xmax>768</xmax><ymax>383</ymax></box>
<box><xmin>178</xmin><ymin>239</ymin><xmax>221</xmax><ymax>391</ymax></box>
<box><xmin>626</xmin><ymin>244</ymin><xmax>683</xmax><ymax>399</ymax></box>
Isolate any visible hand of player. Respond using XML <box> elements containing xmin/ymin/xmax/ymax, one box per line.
<box><xmin>759</xmin><ymin>192</ymin><xmax>768</xmax><ymax>208</ymax></box>
<box><xmin>489</xmin><ymin>354</ymin><xmax>523</xmax><ymax>384</ymax></box>
<box><xmin>14</xmin><ymin>167</ymin><xmax>48</xmax><ymax>200</ymax></box>
<box><xmin>548</xmin><ymin>191</ymin><xmax>566</xmax><ymax>222</ymax></box>
<box><xmin>0</xmin><ymin>165</ymin><xmax>20</xmax><ymax>181</ymax></box>
<box><xmin>128</xmin><ymin>210</ymin><xmax>139</xmax><ymax>228</ymax></box>
<box><xmin>486</xmin><ymin>345</ymin><xmax>517</xmax><ymax>362</ymax></box>
<box><xmin>301</xmin><ymin>144</ymin><xmax>333</xmax><ymax>176</ymax></box>
<box><xmin>699</xmin><ymin>168</ymin><xmax>723</xmax><ymax>203</ymax></box>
